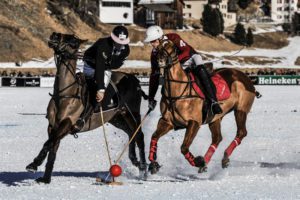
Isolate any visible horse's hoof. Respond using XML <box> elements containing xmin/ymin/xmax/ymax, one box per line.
<box><xmin>36</xmin><ymin>177</ymin><xmax>51</xmax><ymax>184</ymax></box>
<box><xmin>148</xmin><ymin>162</ymin><xmax>160</xmax><ymax>175</ymax></box>
<box><xmin>222</xmin><ymin>157</ymin><xmax>230</xmax><ymax>168</ymax></box>
<box><xmin>194</xmin><ymin>156</ymin><xmax>206</xmax><ymax>168</ymax></box>
<box><xmin>139</xmin><ymin>169</ymin><xmax>148</xmax><ymax>181</ymax></box>
<box><xmin>198</xmin><ymin>165</ymin><xmax>207</xmax><ymax>173</ymax></box>
<box><xmin>131</xmin><ymin>160</ymin><xmax>140</xmax><ymax>168</ymax></box>
<box><xmin>139</xmin><ymin>162</ymin><xmax>147</xmax><ymax>171</ymax></box>
<box><xmin>26</xmin><ymin>163</ymin><xmax>37</xmax><ymax>173</ymax></box>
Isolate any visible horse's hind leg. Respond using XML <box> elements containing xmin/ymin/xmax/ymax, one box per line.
<box><xmin>109</xmin><ymin>113</ymin><xmax>141</xmax><ymax>168</ymax></box>
<box><xmin>148</xmin><ymin>118</ymin><xmax>173</xmax><ymax>174</ymax></box>
<box><xmin>180</xmin><ymin>121</ymin><xmax>206</xmax><ymax>171</ymax></box>
<box><xmin>132</xmin><ymin>112</ymin><xmax>147</xmax><ymax>170</ymax></box>
<box><xmin>222</xmin><ymin>110</ymin><xmax>247</xmax><ymax>168</ymax></box>
<box><xmin>202</xmin><ymin>119</ymin><xmax>223</xmax><ymax>172</ymax></box>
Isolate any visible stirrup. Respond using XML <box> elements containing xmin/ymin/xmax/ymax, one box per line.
<box><xmin>73</xmin><ymin>118</ymin><xmax>85</xmax><ymax>132</ymax></box>
<box><xmin>211</xmin><ymin>101</ymin><xmax>223</xmax><ymax>115</ymax></box>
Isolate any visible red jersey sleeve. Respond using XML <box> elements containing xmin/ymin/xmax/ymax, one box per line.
<box><xmin>165</xmin><ymin>33</ymin><xmax>195</xmax><ymax>63</ymax></box>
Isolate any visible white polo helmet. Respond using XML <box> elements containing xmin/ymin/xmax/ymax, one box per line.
<box><xmin>144</xmin><ymin>25</ymin><xmax>164</xmax><ymax>43</ymax></box>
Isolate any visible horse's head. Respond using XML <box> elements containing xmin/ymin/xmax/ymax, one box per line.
<box><xmin>156</xmin><ymin>40</ymin><xmax>178</xmax><ymax>69</ymax></box>
<box><xmin>48</xmin><ymin>32</ymin><xmax>87</xmax><ymax>56</ymax></box>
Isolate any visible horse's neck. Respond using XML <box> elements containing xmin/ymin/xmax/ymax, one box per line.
<box><xmin>165</xmin><ymin>62</ymin><xmax>189</xmax><ymax>96</ymax></box>
<box><xmin>169</xmin><ymin>63</ymin><xmax>187</xmax><ymax>80</ymax></box>
<box><xmin>56</xmin><ymin>59</ymin><xmax>77</xmax><ymax>93</ymax></box>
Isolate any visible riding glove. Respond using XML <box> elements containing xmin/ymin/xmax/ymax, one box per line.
<box><xmin>96</xmin><ymin>90</ymin><xmax>105</xmax><ymax>102</ymax></box>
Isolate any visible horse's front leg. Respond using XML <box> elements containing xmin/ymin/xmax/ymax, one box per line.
<box><xmin>36</xmin><ymin>118</ymin><xmax>72</xmax><ymax>184</ymax></box>
<box><xmin>181</xmin><ymin>120</ymin><xmax>206</xmax><ymax>171</ymax></box>
<box><xmin>26</xmin><ymin>139</ymin><xmax>52</xmax><ymax>172</ymax></box>
<box><xmin>148</xmin><ymin>118</ymin><xmax>173</xmax><ymax>174</ymax></box>
<box><xmin>26</xmin><ymin>99</ymin><xmax>56</xmax><ymax>172</ymax></box>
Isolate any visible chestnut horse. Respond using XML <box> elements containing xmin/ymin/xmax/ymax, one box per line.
<box><xmin>26</xmin><ymin>33</ymin><xmax>147</xmax><ymax>183</ymax></box>
<box><xmin>148</xmin><ymin>40</ymin><xmax>261</xmax><ymax>174</ymax></box>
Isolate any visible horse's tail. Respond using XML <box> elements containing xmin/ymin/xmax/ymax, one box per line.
<box><xmin>138</xmin><ymin>86</ymin><xmax>149</xmax><ymax>100</ymax></box>
<box><xmin>255</xmin><ymin>90</ymin><xmax>262</xmax><ymax>99</ymax></box>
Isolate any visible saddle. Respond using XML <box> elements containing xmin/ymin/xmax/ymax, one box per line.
<box><xmin>78</xmin><ymin>71</ymin><xmax>127</xmax><ymax>113</ymax></box>
<box><xmin>71</xmin><ymin>72</ymin><xmax>126</xmax><ymax>135</ymax></box>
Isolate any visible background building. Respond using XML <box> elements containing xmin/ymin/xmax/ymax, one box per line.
<box><xmin>271</xmin><ymin>0</ymin><xmax>298</xmax><ymax>23</ymax></box>
<box><xmin>135</xmin><ymin>0</ymin><xmax>184</xmax><ymax>29</ymax></box>
<box><xmin>99</xmin><ymin>0</ymin><xmax>134</xmax><ymax>24</ymax></box>
<box><xmin>219</xmin><ymin>0</ymin><xmax>237</xmax><ymax>27</ymax></box>
<box><xmin>183</xmin><ymin>0</ymin><xmax>207</xmax><ymax>19</ymax></box>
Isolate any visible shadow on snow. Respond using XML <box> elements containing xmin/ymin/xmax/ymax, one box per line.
<box><xmin>0</xmin><ymin>171</ymin><xmax>98</xmax><ymax>186</ymax></box>
<box><xmin>0</xmin><ymin>161</ymin><xmax>299</xmax><ymax>186</ymax></box>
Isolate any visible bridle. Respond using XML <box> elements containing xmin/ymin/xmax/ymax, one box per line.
<box><xmin>158</xmin><ymin>42</ymin><xmax>200</xmax><ymax>126</ymax></box>
<box><xmin>158</xmin><ymin>44</ymin><xmax>199</xmax><ymax>103</ymax></box>
<box><xmin>49</xmin><ymin>39</ymin><xmax>83</xmax><ymax>101</ymax></box>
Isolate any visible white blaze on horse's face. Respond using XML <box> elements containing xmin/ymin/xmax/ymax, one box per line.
<box><xmin>157</xmin><ymin>40</ymin><xmax>173</xmax><ymax>68</ymax></box>
<box><xmin>157</xmin><ymin>53</ymin><xmax>167</xmax><ymax>68</ymax></box>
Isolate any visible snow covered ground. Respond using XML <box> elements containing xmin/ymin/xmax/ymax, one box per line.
<box><xmin>0</xmin><ymin>86</ymin><xmax>300</xmax><ymax>200</ymax></box>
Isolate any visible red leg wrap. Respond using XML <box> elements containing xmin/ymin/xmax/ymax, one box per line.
<box><xmin>184</xmin><ymin>152</ymin><xmax>195</xmax><ymax>166</ymax></box>
<box><xmin>149</xmin><ymin>138</ymin><xmax>158</xmax><ymax>162</ymax></box>
<box><xmin>204</xmin><ymin>144</ymin><xmax>218</xmax><ymax>164</ymax></box>
<box><xmin>225</xmin><ymin>137</ymin><xmax>241</xmax><ymax>157</ymax></box>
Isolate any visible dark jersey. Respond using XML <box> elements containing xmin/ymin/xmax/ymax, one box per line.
<box><xmin>149</xmin><ymin>33</ymin><xmax>197</xmax><ymax>100</ymax></box>
<box><xmin>83</xmin><ymin>37</ymin><xmax>129</xmax><ymax>90</ymax></box>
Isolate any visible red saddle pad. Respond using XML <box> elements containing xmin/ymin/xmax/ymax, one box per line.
<box><xmin>190</xmin><ymin>73</ymin><xmax>231</xmax><ymax>101</ymax></box>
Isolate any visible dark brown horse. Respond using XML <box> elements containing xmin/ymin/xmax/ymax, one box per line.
<box><xmin>26</xmin><ymin>32</ymin><xmax>147</xmax><ymax>183</ymax></box>
<box><xmin>148</xmin><ymin>40</ymin><xmax>261</xmax><ymax>174</ymax></box>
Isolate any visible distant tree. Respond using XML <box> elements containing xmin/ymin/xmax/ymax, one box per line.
<box><xmin>238</xmin><ymin>0</ymin><xmax>251</xmax><ymax>9</ymax></box>
<box><xmin>202</xmin><ymin>4</ymin><xmax>224</xmax><ymax>36</ymax></box>
<box><xmin>202</xmin><ymin>4</ymin><xmax>213</xmax><ymax>35</ymax></box>
<box><xmin>246</xmin><ymin>27</ymin><xmax>254</xmax><ymax>46</ymax></box>
<box><xmin>260</xmin><ymin>2</ymin><xmax>271</xmax><ymax>16</ymax></box>
<box><xmin>234</xmin><ymin>23</ymin><xmax>246</xmax><ymax>45</ymax></box>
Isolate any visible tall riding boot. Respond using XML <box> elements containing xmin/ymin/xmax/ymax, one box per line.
<box><xmin>193</xmin><ymin>65</ymin><xmax>223</xmax><ymax>115</ymax></box>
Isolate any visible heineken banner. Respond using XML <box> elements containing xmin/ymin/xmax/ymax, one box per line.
<box><xmin>249</xmin><ymin>75</ymin><xmax>300</xmax><ymax>85</ymax></box>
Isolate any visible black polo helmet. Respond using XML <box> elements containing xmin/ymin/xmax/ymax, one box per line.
<box><xmin>111</xmin><ymin>25</ymin><xmax>130</xmax><ymax>45</ymax></box>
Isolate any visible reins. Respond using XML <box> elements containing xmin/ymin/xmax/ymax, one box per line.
<box><xmin>160</xmin><ymin>48</ymin><xmax>199</xmax><ymax>102</ymax></box>
<box><xmin>49</xmin><ymin>53</ymin><xmax>82</xmax><ymax>100</ymax></box>
<box><xmin>159</xmin><ymin>45</ymin><xmax>200</xmax><ymax>126</ymax></box>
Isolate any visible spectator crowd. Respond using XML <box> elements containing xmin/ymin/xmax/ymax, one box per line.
<box><xmin>0</xmin><ymin>70</ymin><xmax>55</xmax><ymax>78</ymax></box>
